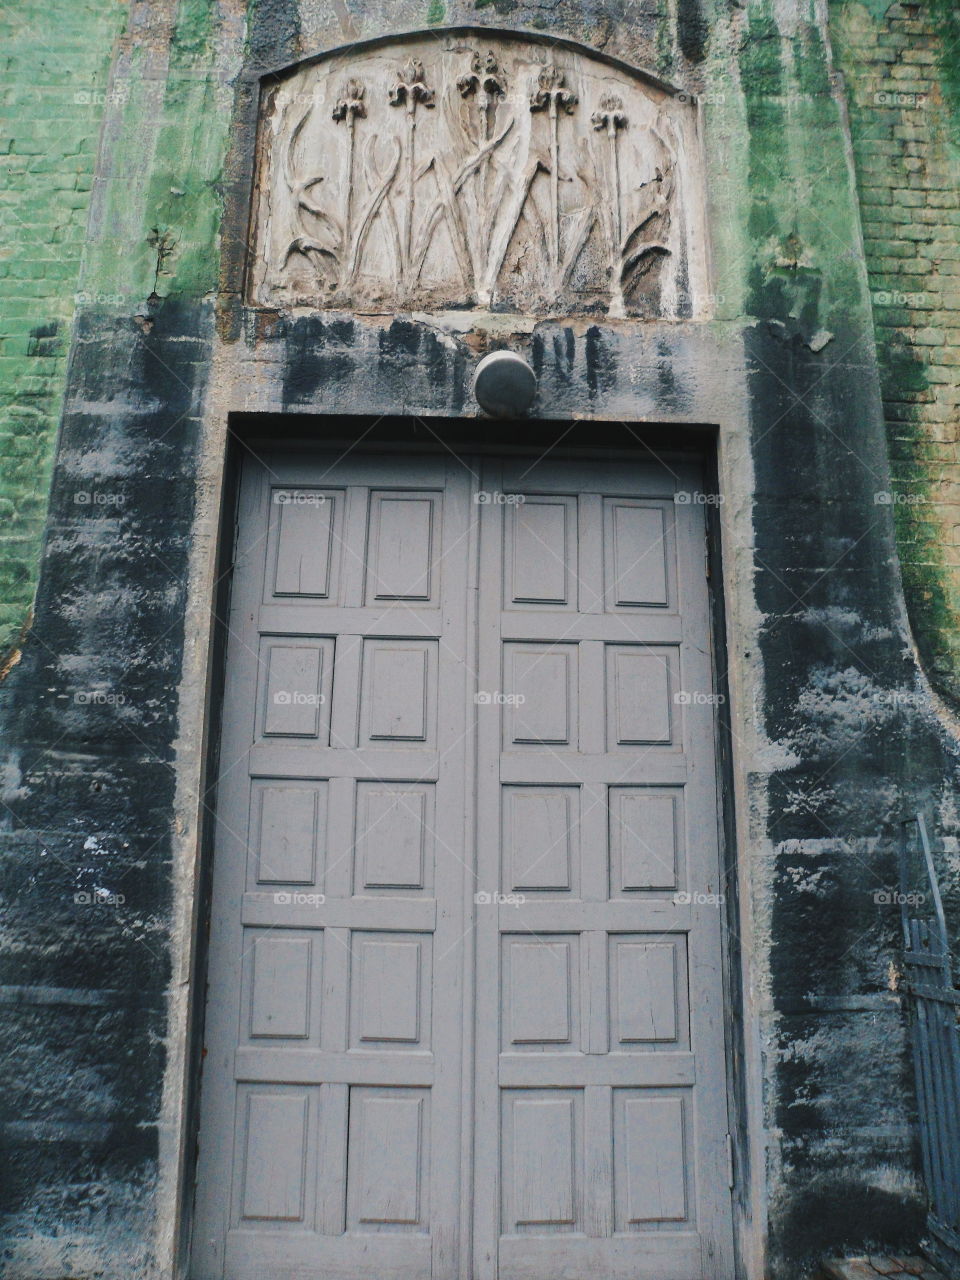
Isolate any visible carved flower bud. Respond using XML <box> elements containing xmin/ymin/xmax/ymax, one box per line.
<box><xmin>530</xmin><ymin>64</ymin><xmax>577</xmax><ymax>114</ymax></box>
<box><xmin>481</xmin><ymin>52</ymin><xmax>504</xmax><ymax>98</ymax></box>
<box><xmin>457</xmin><ymin>54</ymin><xmax>482</xmax><ymax>99</ymax></box>
<box><xmin>591</xmin><ymin>93</ymin><xmax>627</xmax><ymax>133</ymax></box>
<box><xmin>390</xmin><ymin>58</ymin><xmax>436</xmax><ymax>109</ymax></box>
<box><xmin>332</xmin><ymin>79</ymin><xmax>366</xmax><ymax>123</ymax></box>
<box><xmin>459</xmin><ymin>50</ymin><xmax>504</xmax><ymax>101</ymax></box>
<box><xmin>405</xmin><ymin>58</ymin><xmax>427</xmax><ymax>85</ymax></box>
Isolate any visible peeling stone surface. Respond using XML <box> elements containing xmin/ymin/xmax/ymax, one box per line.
<box><xmin>820</xmin><ymin>1255</ymin><xmax>947</xmax><ymax>1280</ymax></box>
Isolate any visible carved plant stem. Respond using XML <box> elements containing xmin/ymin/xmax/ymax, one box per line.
<box><xmin>609</xmin><ymin>129</ymin><xmax>622</xmax><ymax>247</ymax></box>
<box><xmin>345</xmin><ymin>114</ymin><xmax>358</xmax><ymax>257</ymax></box>
<box><xmin>457</xmin><ymin>53</ymin><xmax>506</xmax><ymax>294</ymax></box>
<box><xmin>592</xmin><ymin>95</ymin><xmax>628</xmax><ymax>317</ymax></box>
<box><xmin>480</xmin><ymin>57</ymin><xmax>504</xmax><ymax>204</ymax></box>
<box><xmin>477</xmin><ymin>91</ymin><xmax>493</xmax><ymax>204</ymax></box>
<box><xmin>333</xmin><ymin>81</ymin><xmax>366</xmax><ymax>284</ymax></box>
<box><xmin>547</xmin><ymin>96</ymin><xmax>561</xmax><ymax>276</ymax></box>
<box><xmin>403</xmin><ymin>106</ymin><xmax>416</xmax><ymax>281</ymax></box>
<box><xmin>390</xmin><ymin>60</ymin><xmax>435</xmax><ymax>289</ymax></box>
<box><xmin>531</xmin><ymin>66</ymin><xmax>577</xmax><ymax>293</ymax></box>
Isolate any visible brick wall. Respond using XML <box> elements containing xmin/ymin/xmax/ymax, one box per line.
<box><xmin>0</xmin><ymin>1</ymin><xmax>126</xmax><ymax>662</ymax></box>
<box><xmin>831</xmin><ymin>0</ymin><xmax>960</xmax><ymax>704</ymax></box>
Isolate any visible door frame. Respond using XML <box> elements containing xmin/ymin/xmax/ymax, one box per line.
<box><xmin>171</xmin><ymin>414</ymin><xmax>754</xmax><ymax>1280</ymax></box>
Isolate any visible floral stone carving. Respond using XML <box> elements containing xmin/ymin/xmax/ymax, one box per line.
<box><xmin>249</xmin><ymin>32</ymin><xmax>708</xmax><ymax>319</ymax></box>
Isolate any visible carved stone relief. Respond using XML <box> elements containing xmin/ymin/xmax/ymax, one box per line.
<box><xmin>249</xmin><ymin>32</ymin><xmax>708</xmax><ymax>318</ymax></box>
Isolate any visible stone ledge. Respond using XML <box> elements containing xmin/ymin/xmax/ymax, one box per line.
<box><xmin>820</xmin><ymin>1255</ymin><xmax>947</xmax><ymax>1280</ymax></box>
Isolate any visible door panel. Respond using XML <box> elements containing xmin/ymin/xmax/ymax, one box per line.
<box><xmin>472</xmin><ymin>457</ymin><xmax>734</xmax><ymax>1280</ymax></box>
<box><xmin>191</xmin><ymin>447</ymin><xmax>735</xmax><ymax>1280</ymax></box>
<box><xmin>192</xmin><ymin>454</ymin><xmax>473</xmax><ymax>1280</ymax></box>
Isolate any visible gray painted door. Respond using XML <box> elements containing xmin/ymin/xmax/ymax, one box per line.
<box><xmin>191</xmin><ymin>448</ymin><xmax>735</xmax><ymax>1280</ymax></box>
<box><xmin>471</xmin><ymin>457</ymin><xmax>734</xmax><ymax>1280</ymax></box>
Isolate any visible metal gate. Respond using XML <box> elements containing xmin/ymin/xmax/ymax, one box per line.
<box><xmin>900</xmin><ymin>814</ymin><xmax>960</xmax><ymax>1279</ymax></box>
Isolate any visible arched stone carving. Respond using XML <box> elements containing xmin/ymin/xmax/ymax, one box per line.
<box><xmin>249</xmin><ymin>30</ymin><xmax>708</xmax><ymax>319</ymax></box>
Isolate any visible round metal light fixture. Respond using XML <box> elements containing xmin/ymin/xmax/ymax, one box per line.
<box><xmin>472</xmin><ymin>351</ymin><xmax>538</xmax><ymax>418</ymax></box>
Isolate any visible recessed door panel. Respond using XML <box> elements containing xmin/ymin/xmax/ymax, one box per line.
<box><xmin>502</xmin><ymin>786</ymin><xmax>578</xmax><ymax>894</ymax></box>
<box><xmin>603</xmin><ymin>499</ymin><xmax>673</xmax><ymax>610</ymax></box>
<box><xmin>251</xmin><ymin>781</ymin><xmax>325</xmax><ymax>886</ymax></box>
<box><xmin>504</xmin><ymin>495</ymin><xmax>577</xmax><ymax>608</ymax></box>
<box><xmin>609</xmin><ymin>787</ymin><xmax>681</xmax><ymax>894</ymax></box>
<box><xmin>347</xmin><ymin>1090</ymin><xmax>429</xmax><ymax>1230</ymax></box>
<box><xmin>354</xmin><ymin>782</ymin><xmax>434</xmax><ymax>893</ymax></box>
<box><xmin>365</xmin><ymin>492</ymin><xmax>440</xmax><ymax>605</ymax></box>
<box><xmin>268</xmin><ymin>488</ymin><xmax>342</xmax><ymax>600</ymax></box>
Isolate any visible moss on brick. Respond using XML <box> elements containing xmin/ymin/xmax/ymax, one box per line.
<box><xmin>831</xmin><ymin>0</ymin><xmax>960</xmax><ymax>707</ymax></box>
<box><xmin>0</xmin><ymin>0</ymin><xmax>243</xmax><ymax>666</ymax></box>
<box><xmin>0</xmin><ymin>0</ymin><xmax>127</xmax><ymax>663</ymax></box>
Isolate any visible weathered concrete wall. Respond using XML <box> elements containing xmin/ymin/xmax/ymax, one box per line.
<box><xmin>0</xmin><ymin>2</ymin><xmax>242</xmax><ymax>1275</ymax></box>
<box><xmin>2</xmin><ymin>2</ymin><xmax>960</xmax><ymax>1279</ymax></box>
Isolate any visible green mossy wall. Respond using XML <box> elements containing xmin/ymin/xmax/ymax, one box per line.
<box><xmin>831</xmin><ymin>0</ymin><xmax>960</xmax><ymax>706</ymax></box>
<box><xmin>0</xmin><ymin>0</ymin><xmax>128</xmax><ymax>659</ymax></box>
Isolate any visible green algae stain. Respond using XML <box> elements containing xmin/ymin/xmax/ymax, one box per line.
<box><xmin>0</xmin><ymin>0</ymin><xmax>128</xmax><ymax>661</ymax></box>
<box><xmin>829</xmin><ymin>0</ymin><xmax>960</xmax><ymax>707</ymax></box>
<box><xmin>927</xmin><ymin>0</ymin><xmax>960</xmax><ymax>135</ymax></box>
<box><xmin>140</xmin><ymin>0</ymin><xmax>227</xmax><ymax>299</ymax></box>
<box><xmin>739</xmin><ymin>2</ymin><xmax>864</xmax><ymax>328</ymax></box>
<box><xmin>81</xmin><ymin>0</ymin><xmax>232</xmax><ymax>303</ymax></box>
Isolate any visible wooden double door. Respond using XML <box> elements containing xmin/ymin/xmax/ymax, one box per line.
<box><xmin>191</xmin><ymin>446</ymin><xmax>735</xmax><ymax>1280</ymax></box>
